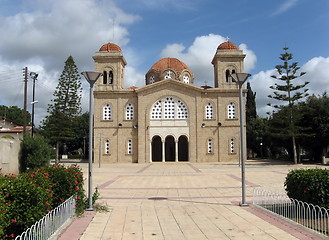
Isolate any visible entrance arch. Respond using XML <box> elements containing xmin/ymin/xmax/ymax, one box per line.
<box><xmin>152</xmin><ymin>135</ymin><xmax>162</xmax><ymax>162</ymax></box>
<box><xmin>178</xmin><ymin>135</ymin><xmax>188</xmax><ymax>161</ymax></box>
<box><xmin>165</xmin><ymin>136</ymin><xmax>175</xmax><ymax>162</ymax></box>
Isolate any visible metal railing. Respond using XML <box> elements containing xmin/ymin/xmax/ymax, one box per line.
<box><xmin>15</xmin><ymin>195</ymin><xmax>76</xmax><ymax>240</ymax></box>
<box><xmin>253</xmin><ymin>187</ymin><xmax>329</xmax><ymax>236</ymax></box>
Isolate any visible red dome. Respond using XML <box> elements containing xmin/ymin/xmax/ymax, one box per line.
<box><xmin>149</xmin><ymin>58</ymin><xmax>191</xmax><ymax>73</ymax></box>
<box><xmin>99</xmin><ymin>43</ymin><xmax>122</xmax><ymax>52</ymax></box>
<box><xmin>217</xmin><ymin>41</ymin><xmax>238</xmax><ymax>50</ymax></box>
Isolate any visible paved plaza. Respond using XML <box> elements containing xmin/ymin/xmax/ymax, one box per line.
<box><xmin>58</xmin><ymin>160</ymin><xmax>327</xmax><ymax>240</ymax></box>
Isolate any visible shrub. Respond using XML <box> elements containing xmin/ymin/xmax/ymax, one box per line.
<box><xmin>0</xmin><ymin>164</ymin><xmax>99</xmax><ymax>239</ymax></box>
<box><xmin>0</xmin><ymin>173</ymin><xmax>53</xmax><ymax>239</ymax></box>
<box><xmin>285</xmin><ymin>168</ymin><xmax>329</xmax><ymax>208</ymax></box>
<box><xmin>32</xmin><ymin>164</ymin><xmax>86</xmax><ymax>212</ymax></box>
<box><xmin>20</xmin><ymin>135</ymin><xmax>52</xmax><ymax>172</ymax></box>
<box><xmin>0</xmin><ymin>175</ymin><xmax>9</xmax><ymax>238</ymax></box>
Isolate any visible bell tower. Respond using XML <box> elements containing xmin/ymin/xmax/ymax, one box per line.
<box><xmin>93</xmin><ymin>42</ymin><xmax>127</xmax><ymax>91</ymax></box>
<box><xmin>212</xmin><ymin>41</ymin><xmax>246</xmax><ymax>89</ymax></box>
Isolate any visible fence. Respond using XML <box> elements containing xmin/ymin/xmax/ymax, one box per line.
<box><xmin>15</xmin><ymin>195</ymin><xmax>76</xmax><ymax>240</ymax></box>
<box><xmin>253</xmin><ymin>187</ymin><xmax>329</xmax><ymax>236</ymax></box>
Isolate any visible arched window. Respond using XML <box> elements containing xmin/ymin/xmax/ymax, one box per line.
<box><xmin>164</xmin><ymin>70</ymin><xmax>173</xmax><ymax>79</ymax></box>
<box><xmin>103</xmin><ymin>71</ymin><xmax>107</xmax><ymax>84</ymax></box>
<box><xmin>150</xmin><ymin>97</ymin><xmax>188</xmax><ymax>119</ymax></box>
<box><xmin>231</xmin><ymin>69</ymin><xmax>236</xmax><ymax>81</ymax></box>
<box><xmin>103</xmin><ymin>104</ymin><xmax>112</xmax><ymax>120</ymax></box>
<box><xmin>229</xmin><ymin>138</ymin><xmax>235</xmax><ymax>153</ymax></box>
<box><xmin>109</xmin><ymin>71</ymin><xmax>113</xmax><ymax>84</ymax></box>
<box><xmin>225</xmin><ymin>69</ymin><xmax>230</xmax><ymax>83</ymax></box>
<box><xmin>205</xmin><ymin>103</ymin><xmax>213</xmax><ymax>119</ymax></box>
<box><xmin>207</xmin><ymin>138</ymin><xmax>213</xmax><ymax>154</ymax></box>
<box><xmin>177</xmin><ymin>100</ymin><xmax>188</xmax><ymax>119</ymax></box>
<box><xmin>105</xmin><ymin>140</ymin><xmax>110</xmax><ymax>154</ymax></box>
<box><xmin>127</xmin><ymin>139</ymin><xmax>132</xmax><ymax>154</ymax></box>
<box><xmin>164</xmin><ymin>97</ymin><xmax>175</xmax><ymax>119</ymax></box>
<box><xmin>151</xmin><ymin>100</ymin><xmax>162</xmax><ymax>119</ymax></box>
<box><xmin>227</xmin><ymin>102</ymin><xmax>236</xmax><ymax>119</ymax></box>
<box><xmin>125</xmin><ymin>104</ymin><xmax>134</xmax><ymax>120</ymax></box>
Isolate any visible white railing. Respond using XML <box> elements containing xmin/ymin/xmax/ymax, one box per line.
<box><xmin>15</xmin><ymin>195</ymin><xmax>76</xmax><ymax>240</ymax></box>
<box><xmin>253</xmin><ymin>187</ymin><xmax>329</xmax><ymax>236</ymax></box>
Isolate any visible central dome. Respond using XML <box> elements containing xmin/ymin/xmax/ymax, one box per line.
<box><xmin>146</xmin><ymin>58</ymin><xmax>194</xmax><ymax>85</ymax></box>
<box><xmin>150</xmin><ymin>58</ymin><xmax>191</xmax><ymax>73</ymax></box>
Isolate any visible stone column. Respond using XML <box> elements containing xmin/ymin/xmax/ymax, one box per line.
<box><xmin>175</xmin><ymin>139</ymin><xmax>179</xmax><ymax>162</ymax></box>
<box><xmin>162</xmin><ymin>140</ymin><xmax>165</xmax><ymax>162</ymax></box>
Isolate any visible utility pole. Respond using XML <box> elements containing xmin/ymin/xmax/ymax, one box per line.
<box><xmin>23</xmin><ymin>67</ymin><xmax>28</xmax><ymax>138</ymax></box>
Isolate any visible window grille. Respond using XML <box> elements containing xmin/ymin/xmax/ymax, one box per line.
<box><xmin>228</xmin><ymin>102</ymin><xmax>236</xmax><ymax>119</ymax></box>
<box><xmin>103</xmin><ymin>104</ymin><xmax>112</xmax><ymax>120</ymax></box>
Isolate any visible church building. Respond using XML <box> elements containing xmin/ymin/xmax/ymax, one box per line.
<box><xmin>92</xmin><ymin>41</ymin><xmax>247</xmax><ymax>163</ymax></box>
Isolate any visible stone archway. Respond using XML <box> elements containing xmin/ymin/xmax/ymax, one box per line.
<box><xmin>178</xmin><ymin>135</ymin><xmax>188</xmax><ymax>161</ymax></box>
<box><xmin>165</xmin><ymin>136</ymin><xmax>175</xmax><ymax>162</ymax></box>
<box><xmin>151</xmin><ymin>135</ymin><xmax>162</xmax><ymax>162</ymax></box>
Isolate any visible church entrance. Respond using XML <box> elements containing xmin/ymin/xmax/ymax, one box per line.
<box><xmin>151</xmin><ymin>135</ymin><xmax>189</xmax><ymax>162</ymax></box>
<box><xmin>151</xmin><ymin>135</ymin><xmax>162</xmax><ymax>162</ymax></box>
<box><xmin>165</xmin><ymin>136</ymin><xmax>175</xmax><ymax>161</ymax></box>
<box><xmin>178</xmin><ymin>135</ymin><xmax>188</xmax><ymax>161</ymax></box>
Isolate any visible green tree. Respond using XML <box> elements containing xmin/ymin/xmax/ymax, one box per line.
<box><xmin>41</xmin><ymin>56</ymin><xmax>82</xmax><ymax>162</ymax></box>
<box><xmin>66</xmin><ymin>112</ymin><xmax>89</xmax><ymax>158</ymax></box>
<box><xmin>298</xmin><ymin>93</ymin><xmax>329</xmax><ymax>161</ymax></box>
<box><xmin>268</xmin><ymin>47</ymin><xmax>309</xmax><ymax>164</ymax></box>
<box><xmin>0</xmin><ymin>105</ymin><xmax>31</xmax><ymax>126</ymax></box>
<box><xmin>20</xmin><ymin>135</ymin><xmax>52</xmax><ymax>172</ymax></box>
<box><xmin>246</xmin><ymin>82</ymin><xmax>258</xmax><ymax>157</ymax></box>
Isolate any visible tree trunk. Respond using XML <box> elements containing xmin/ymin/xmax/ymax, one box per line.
<box><xmin>292</xmin><ymin>135</ymin><xmax>298</xmax><ymax>164</ymax></box>
<box><xmin>56</xmin><ymin>141</ymin><xmax>59</xmax><ymax>164</ymax></box>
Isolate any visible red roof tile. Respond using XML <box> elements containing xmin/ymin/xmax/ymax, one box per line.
<box><xmin>217</xmin><ymin>41</ymin><xmax>238</xmax><ymax>50</ymax></box>
<box><xmin>149</xmin><ymin>58</ymin><xmax>191</xmax><ymax>74</ymax></box>
<box><xmin>99</xmin><ymin>43</ymin><xmax>122</xmax><ymax>52</ymax></box>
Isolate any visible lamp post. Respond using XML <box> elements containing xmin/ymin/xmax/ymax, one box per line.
<box><xmin>30</xmin><ymin>72</ymin><xmax>38</xmax><ymax>137</ymax></box>
<box><xmin>81</xmin><ymin>71</ymin><xmax>102</xmax><ymax>211</ymax></box>
<box><xmin>231</xmin><ymin>72</ymin><xmax>251</xmax><ymax>206</ymax></box>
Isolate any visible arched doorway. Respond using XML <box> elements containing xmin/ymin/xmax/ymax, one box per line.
<box><xmin>152</xmin><ymin>136</ymin><xmax>162</xmax><ymax>162</ymax></box>
<box><xmin>178</xmin><ymin>135</ymin><xmax>188</xmax><ymax>161</ymax></box>
<box><xmin>165</xmin><ymin>136</ymin><xmax>175</xmax><ymax>162</ymax></box>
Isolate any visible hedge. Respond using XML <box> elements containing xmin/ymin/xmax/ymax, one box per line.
<box><xmin>284</xmin><ymin>168</ymin><xmax>329</xmax><ymax>208</ymax></box>
<box><xmin>0</xmin><ymin>164</ymin><xmax>89</xmax><ymax>239</ymax></box>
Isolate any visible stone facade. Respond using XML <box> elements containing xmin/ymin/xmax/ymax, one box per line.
<box><xmin>93</xmin><ymin>41</ymin><xmax>247</xmax><ymax>164</ymax></box>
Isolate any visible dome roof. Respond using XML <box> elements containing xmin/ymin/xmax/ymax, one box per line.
<box><xmin>217</xmin><ymin>41</ymin><xmax>238</xmax><ymax>50</ymax></box>
<box><xmin>99</xmin><ymin>42</ymin><xmax>122</xmax><ymax>52</ymax></box>
<box><xmin>149</xmin><ymin>57</ymin><xmax>191</xmax><ymax>74</ymax></box>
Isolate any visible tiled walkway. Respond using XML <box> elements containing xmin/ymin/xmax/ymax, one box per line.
<box><xmin>58</xmin><ymin>160</ymin><xmax>327</xmax><ymax>240</ymax></box>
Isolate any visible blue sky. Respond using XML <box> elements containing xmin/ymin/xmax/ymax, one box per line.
<box><xmin>0</xmin><ymin>0</ymin><xmax>328</xmax><ymax>124</ymax></box>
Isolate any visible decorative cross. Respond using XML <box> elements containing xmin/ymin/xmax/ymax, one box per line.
<box><xmin>204</xmin><ymin>80</ymin><xmax>208</xmax><ymax>86</ymax></box>
<box><xmin>225</xmin><ymin>36</ymin><xmax>230</xmax><ymax>42</ymax></box>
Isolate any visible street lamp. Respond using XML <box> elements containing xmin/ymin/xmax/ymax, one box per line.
<box><xmin>30</xmin><ymin>72</ymin><xmax>38</xmax><ymax>137</ymax></box>
<box><xmin>231</xmin><ymin>72</ymin><xmax>251</xmax><ymax>206</ymax></box>
<box><xmin>81</xmin><ymin>71</ymin><xmax>103</xmax><ymax>211</ymax></box>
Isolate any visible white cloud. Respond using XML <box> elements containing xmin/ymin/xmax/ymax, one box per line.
<box><xmin>0</xmin><ymin>0</ymin><xmax>140</xmax><ymax>125</ymax></box>
<box><xmin>272</xmin><ymin>0</ymin><xmax>299</xmax><ymax>16</ymax></box>
<box><xmin>0</xmin><ymin>0</ymin><xmax>140</xmax><ymax>70</ymax></box>
<box><xmin>125</xmin><ymin>66</ymin><xmax>145</xmax><ymax>88</ymax></box>
<box><xmin>239</xmin><ymin>44</ymin><xmax>257</xmax><ymax>72</ymax></box>
<box><xmin>249</xmin><ymin>69</ymin><xmax>277</xmax><ymax>117</ymax></box>
<box><xmin>160</xmin><ymin>33</ymin><xmax>257</xmax><ymax>86</ymax></box>
<box><xmin>301</xmin><ymin>56</ymin><xmax>329</xmax><ymax>95</ymax></box>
